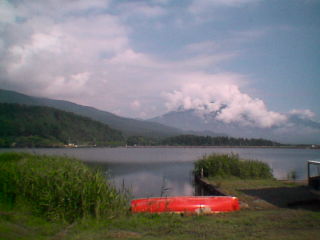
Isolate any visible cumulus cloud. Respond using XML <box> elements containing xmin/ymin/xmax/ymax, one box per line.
<box><xmin>130</xmin><ymin>100</ymin><xmax>141</xmax><ymax>110</ymax></box>
<box><xmin>165</xmin><ymin>77</ymin><xmax>288</xmax><ymax>128</ymax></box>
<box><xmin>0</xmin><ymin>0</ymin><xmax>258</xmax><ymax>119</ymax></box>
<box><xmin>0</xmin><ymin>0</ymin><xmax>317</xmax><ymax>126</ymax></box>
<box><xmin>289</xmin><ymin>109</ymin><xmax>316</xmax><ymax>119</ymax></box>
<box><xmin>0</xmin><ymin>0</ymin><xmax>128</xmax><ymax>101</ymax></box>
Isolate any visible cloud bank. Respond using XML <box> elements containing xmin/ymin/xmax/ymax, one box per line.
<box><xmin>0</xmin><ymin>0</ymin><xmax>317</xmax><ymax>129</ymax></box>
<box><xmin>0</xmin><ymin>0</ymin><xmax>244</xmax><ymax>118</ymax></box>
<box><xmin>289</xmin><ymin>109</ymin><xmax>315</xmax><ymax>120</ymax></box>
<box><xmin>165</xmin><ymin>78</ymin><xmax>287</xmax><ymax>128</ymax></box>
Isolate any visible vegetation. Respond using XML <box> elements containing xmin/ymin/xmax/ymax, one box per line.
<box><xmin>126</xmin><ymin>135</ymin><xmax>160</xmax><ymax>146</ymax></box>
<box><xmin>0</xmin><ymin>152</ymin><xmax>128</xmax><ymax>222</ymax></box>
<box><xmin>0</xmin><ymin>103</ymin><xmax>125</xmax><ymax>147</ymax></box>
<box><xmin>1</xmin><ymin>208</ymin><xmax>320</xmax><ymax>240</ymax></box>
<box><xmin>194</xmin><ymin>153</ymin><xmax>273</xmax><ymax>179</ymax></box>
<box><xmin>0</xmin><ymin>152</ymin><xmax>319</xmax><ymax>239</ymax></box>
<box><xmin>162</xmin><ymin>134</ymin><xmax>281</xmax><ymax>147</ymax></box>
<box><xmin>125</xmin><ymin>134</ymin><xmax>282</xmax><ymax>147</ymax></box>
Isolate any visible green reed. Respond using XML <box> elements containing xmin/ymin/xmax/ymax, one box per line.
<box><xmin>194</xmin><ymin>153</ymin><xmax>273</xmax><ymax>179</ymax></box>
<box><xmin>0</xmin><ymin>152</ymin><xmax>128</xmax><ymax>222</ymax></box>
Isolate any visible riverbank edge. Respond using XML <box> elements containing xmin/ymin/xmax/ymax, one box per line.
<box><xmin>196</xmin><ymin>176</ymin><xmax>320</xmax><ymax>210</ymax></box>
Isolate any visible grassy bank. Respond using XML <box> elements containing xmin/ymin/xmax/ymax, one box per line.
<box><xmin>2</xmin><ymin>208</ymin><xmax>320</xmax><ymax>240</ymax></box>
<box><xmin>0</xmin><ymin>153</ymin><xmax>128</xmax><ymax>222</ymax></box>
<box><xmin>194</xmin><ymin>153</ymin><xmax>273</xmax><ymax>179</ymax></box>
<box><xmin>1</xmin><ymin>153</ymin><xmax>320</xmax><ymax>240</ymax></box>
<box><xmin>1</xmin><ymin>190</ymin><xmax>320</xmax><ymax>240</ymax></box>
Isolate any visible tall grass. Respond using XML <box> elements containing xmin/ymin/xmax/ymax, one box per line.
<box><xmin>194</xmin><ymin>153</ymin><xmax>273</xmax><ymax>179</ymax></box>
<box><xmin>0</xmin><ymin>152</ymin><xmax>128</xmax><ymax>222</ymax></box>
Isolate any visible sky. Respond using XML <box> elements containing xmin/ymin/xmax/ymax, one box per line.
<box><xmin>0</xmin><ymin>0</ymin><xmax>319</xmax><ymax>128</ymax></box>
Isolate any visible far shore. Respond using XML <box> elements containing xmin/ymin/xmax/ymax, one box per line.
<box><xmin>1</xmin><ymin>145</ymin><xmax>319</xmax><ymax>149</ymax></box>
<box><xmin>125</xmin><ymin>145</ymin><xmax>319</xmax><ymax>149</ymax></box>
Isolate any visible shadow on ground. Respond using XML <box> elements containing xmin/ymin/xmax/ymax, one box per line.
<box><xmin>241</xmin><ymin>186</ymin><xmax>320</xmax><ymax>211</ymax></box>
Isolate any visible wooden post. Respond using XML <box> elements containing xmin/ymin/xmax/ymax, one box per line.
<box><xmin>307</xmin><ymin>161</ymin><xmax>310</xmax><ymax>186</ymax></box>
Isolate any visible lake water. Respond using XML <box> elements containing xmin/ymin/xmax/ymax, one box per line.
<box><xmin>1</xmin><ymin>147</ymin><xmax>320</xmax><ymax>198</ymax></box>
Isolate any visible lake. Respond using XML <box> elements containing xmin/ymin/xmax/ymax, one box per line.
<box><xmin>1</xmin><ymin>147</ymin><xmax>320</xmax><ymax>198</ymax></box>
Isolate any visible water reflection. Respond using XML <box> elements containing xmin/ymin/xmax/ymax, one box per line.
<box><xmin>87</xmin><ymin>161</ymin><xmax>195</xmax><ymax>198</ymax></box>
<box><xmin>1</xmin><ymin>147</ymin><xmax>320</xmax><ymax>198</ymax></box>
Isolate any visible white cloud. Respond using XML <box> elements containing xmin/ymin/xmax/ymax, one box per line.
<box><xmin>14</xmin><ymin>0</ymin><xmax>110</xmax><ymax>18</ymax></box>
<box><xmin>131</xmin><ymin>100</ymin><xmax>141</xmax><ymax>110</ymax></box>
<box><xmin>0</xmin><ymin>0</ymin><xmax>316</xmax><ymax>126</ymax></box>
<box><xmin>45</xmin><ymin>72</ymin><xmax>90</xmax><ymax>97</ymax></box>
<box><xmin>1</xmin><ymin>3</ymin><xmax>129</xmax><ymax>99</ymax></box>
<box><xmin>289</xmin><ymin>109</ymin><xmax>315</xmax><ymax>119</ymax></box>
<box><xmin>165</xmin><ymin>77</ymin><xmax>288</xmax><ymax>128</ymax></box>
<box><xmin>1</xmin><ymin>0</ymin><xmax>250</xmax><ymax>119</ymax></box>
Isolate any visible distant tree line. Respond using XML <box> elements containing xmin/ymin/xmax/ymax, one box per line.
<box><xmin>126</xmin><ymin>136</ymin><xmax>159</xmax><ymax>146</ymax></box>
<box><xmin>126</xmin><ymin>134</ymin><xmax>281</xmax><ymax>147</ymax></box>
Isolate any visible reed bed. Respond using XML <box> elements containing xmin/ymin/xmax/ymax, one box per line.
<box><xmin>0</xmin><ymin>152</ymin><xmax>128</xmax><ymax>222</ymax></box>
<box><xmin>194</xmin><ymin>153</ymin><xmax>273</xmax><ymax>179</ymax></box>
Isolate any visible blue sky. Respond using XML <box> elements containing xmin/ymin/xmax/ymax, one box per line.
<box><xmin>0</xmin><ymin>0</ymin><xmax>319</xmax><ymax>128</ymax></box>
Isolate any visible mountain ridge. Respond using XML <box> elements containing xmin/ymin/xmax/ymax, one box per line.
<box><xmin>0</xmin><ymin>89</ymin><xmax>183</xmax><ymax>138</ymax></box>
<box><xmin>150</xmin><ymin>108</ymin><xmax>320</xmax><ymax>144</ymax></box>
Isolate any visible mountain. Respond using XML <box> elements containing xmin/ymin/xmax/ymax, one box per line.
<box><xmin>150</xmin><ymin>109</ymin><xmax>320</xmax><ymax>144</ymax></box>
<box><xmin>0</xmin><ymin>103</ymin><xmax>124</xmax><ymax>147</ymax></box>
<box><xmin>0</xmin><ymin>89</ymin><xmax>182</xmax><ymax>138</ymax></box>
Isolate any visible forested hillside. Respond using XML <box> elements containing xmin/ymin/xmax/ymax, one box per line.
<box><xmin>0</xmin><ymin>89</ymin><xmax>182</xmax><ymax>137</ymax></box>
<box><xmin>0</xmin><ymin>103</ymin><xmax>124</xmax><ymax>147</ymax></box>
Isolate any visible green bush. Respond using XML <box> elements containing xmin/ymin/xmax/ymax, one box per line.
<box><xmin>0</xmin><ymin>152</ymin><xmax>128</xmax><ymax>222</ymax></box>
<box><xmin>194</xmin><ymin>153</ymin><xmax>273</xmax><ymax>179</ymax></box>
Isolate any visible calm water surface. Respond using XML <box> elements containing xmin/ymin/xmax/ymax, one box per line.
<box><xmin>2</xmin><ymin>147</ymin><xmax>320</xmax><ymax>198</ymax></box>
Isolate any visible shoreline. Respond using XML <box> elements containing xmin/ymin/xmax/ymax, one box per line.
<box><xmin>125</xmin><ymin>145</ymin><xmax>318</xmax><ymax>149</ymax></box>
<box><xmin>1</xmin><ymin>145</ymin><xmax>317</xmax><ymax>149</ymax></box>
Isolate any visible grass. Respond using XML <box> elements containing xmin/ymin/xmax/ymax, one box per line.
<box><xmin>194</xmin><ymin>153</ymin><xmax>273</xmax><ymax>179</ymax></box>
<box><xmin>1</xmin><ymin>205</ymin><xmax>320</xmax><ymax>240</ymax></box>
<box><xmin>0</xmin><ymin>152</ymin><xmax>128</xmax><ymax>223</ymax></box>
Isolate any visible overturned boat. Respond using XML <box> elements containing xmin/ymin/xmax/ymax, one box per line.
<box><xmin>131</xmin><ymin>196</ymin><xmax>240</xmax><ymax>214</ymax></box>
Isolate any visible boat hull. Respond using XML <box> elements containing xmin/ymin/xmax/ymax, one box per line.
<box><xmin>131</xmin><ymin>196</ymin><xmax>239</xmax><ymax>214</ymax></box>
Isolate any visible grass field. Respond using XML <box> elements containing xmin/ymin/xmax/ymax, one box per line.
<box><xmin>1</xmin><ymin>199</ymin><xmax>320</xmax><ymax>240</ymax></box>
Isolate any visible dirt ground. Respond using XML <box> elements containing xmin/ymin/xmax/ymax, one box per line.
<box><xmin>241</xmin><ymin>185</ymin><xmax>320</xmax><ymax>210</ymax></box>
<box><xmin>205</xmin><ymin>179</ymin><xmax>320</xmax><ymax>211</ymax></box>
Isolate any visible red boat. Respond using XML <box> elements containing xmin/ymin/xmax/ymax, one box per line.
<box><xmin>131</xmin><ymin>196</ymin><xmax>239</xmax><ymax>214</ymax></box>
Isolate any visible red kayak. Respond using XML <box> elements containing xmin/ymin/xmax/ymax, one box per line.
<box><xmin>131</xmin><ymin>196</ymin><xmax>239</xmax><ymax>214</ymax></box>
